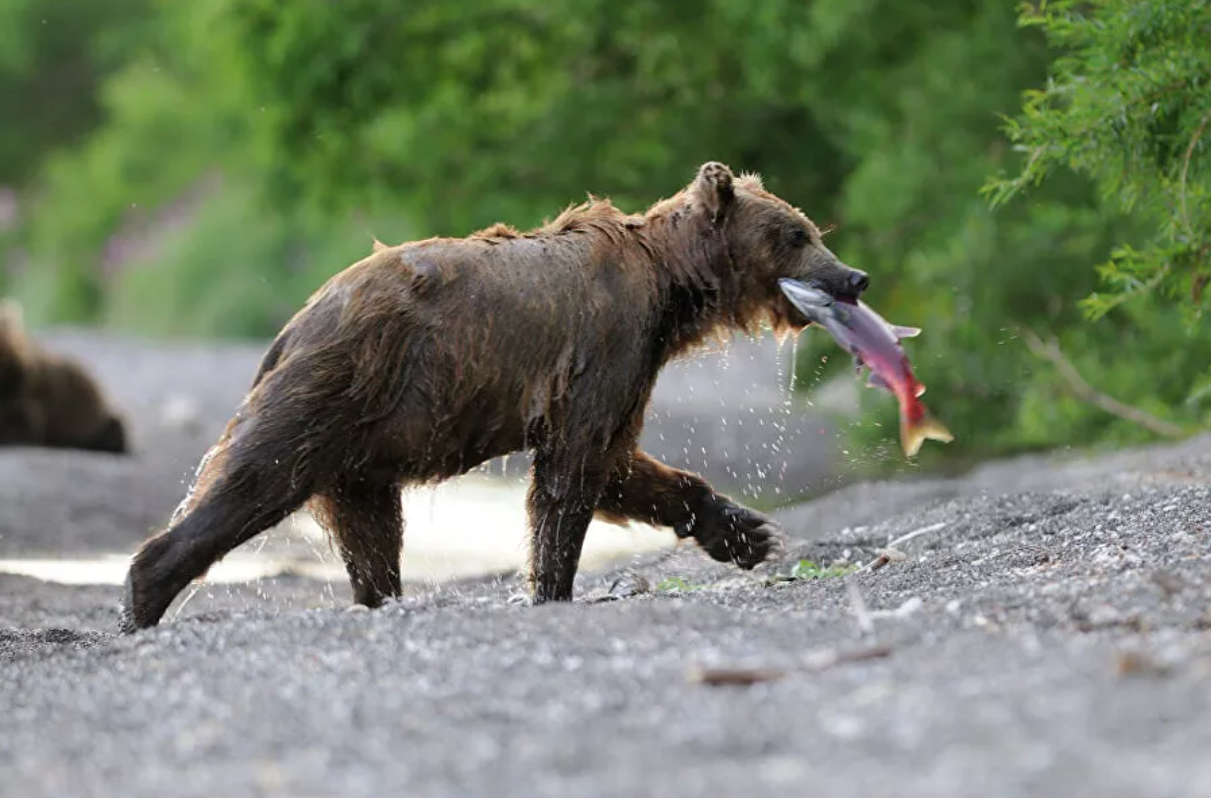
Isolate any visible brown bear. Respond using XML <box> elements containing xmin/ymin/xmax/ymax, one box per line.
<box><xmin>120</xmin><ymin>161</ymin><xmax>870</xmax><ymax>632</ymax></box>
<box><xmin>0</xmin><ymin>299</ymin><xmax>127</xmax><ymax>454</ymax></box>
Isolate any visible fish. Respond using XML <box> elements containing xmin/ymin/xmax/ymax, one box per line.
<box><xmin>778</xmin><ymin>277</ymin><xmax>954</xmax><ymax>457</ymax></box>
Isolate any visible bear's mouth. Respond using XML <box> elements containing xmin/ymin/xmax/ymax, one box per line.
<box><xmin>823</xmin><ymin>283</ymin><xmax>863</xmax><ymax>306</ymax></box>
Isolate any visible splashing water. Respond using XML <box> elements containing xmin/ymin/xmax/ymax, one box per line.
<box><xmin>169</xmin><ymin>440</ymin><xmax>222</xmax><ymax>526</ymax></box>
<box><xmin>789</xmin><ymin>334</ymin><xmax>799</xmax><ymax>393</ymax></box>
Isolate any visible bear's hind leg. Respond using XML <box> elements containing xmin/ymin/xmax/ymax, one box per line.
<box><xmin>309</xmin><ymin>479</ymin><xmax>404</xmax><ymax>608</ymax></box>
<box><xmin>121</xmin><ymin>430</ymin><xmax>320</xmax><ymax>633</ymax></box>
<box><xmin>121</xmin><ymin>474</ymin><xmax>312</xmax><ymax>633</ymax></box>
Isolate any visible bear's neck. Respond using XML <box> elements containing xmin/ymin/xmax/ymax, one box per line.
<box><xmin>646</xmin><ymin>225</ymin><xmax>748</xmax><ymax>362</ymax></box>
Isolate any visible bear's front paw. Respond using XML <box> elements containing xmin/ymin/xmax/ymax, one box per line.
<box><xmin>676</xmin><ymin>501</ymin><xmax>782</xmax><ymax>570</ymax></box>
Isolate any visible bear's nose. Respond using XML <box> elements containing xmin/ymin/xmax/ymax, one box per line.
<box><xmin>848</xmin><ymin>270</ymin><xmax>870</xmax><ymax>296</ymax></box>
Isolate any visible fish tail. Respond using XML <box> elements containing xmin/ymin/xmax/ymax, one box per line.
<box><xmin>900</xmin><ymin>399</ymin><xmax>955</xmax><ymax>458</ymax></box>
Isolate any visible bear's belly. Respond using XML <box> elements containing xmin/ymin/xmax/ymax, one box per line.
<box><xmin>377</xmin><ymin>384</ymin><xmax>539</xmax><ymax>482</ymax></box>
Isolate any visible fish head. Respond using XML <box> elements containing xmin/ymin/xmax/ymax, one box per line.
<box><xmin>776</xmin><ymin>278</ymin><xmax>833</xmax><ymax>321</ymax></box>
<box><xmin>776</xmin><ymin>277</ymin><xmax>861</xmax><ymax>335</ymax></box>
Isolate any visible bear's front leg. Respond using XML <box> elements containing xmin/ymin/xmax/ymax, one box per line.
<box><xmin>596</xmin><ymin>450</ymin><xmax>782</xmax><ymax>570</ymax></box>
<box><xmin>526</xmin><ymin>448</ymin><xmax>611</xmax><ymax>603</ymax></box>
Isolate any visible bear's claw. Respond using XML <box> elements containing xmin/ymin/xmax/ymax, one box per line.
<box><xmin>676</xmin><ymin>501</ymin><xmax>783</xmax><ymax>570</ymax></box>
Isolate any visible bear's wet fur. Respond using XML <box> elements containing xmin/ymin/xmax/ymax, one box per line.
<box><xmin>0</xmin><ymin>300</ymin><xmax>127</xmax><ymax>454</ymax></box>
<box><xmin>120</xmin><ymin>161</ymin><xmax>870</xmax><ymax>631</ymax></box>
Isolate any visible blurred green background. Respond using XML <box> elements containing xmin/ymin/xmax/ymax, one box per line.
<box><xmin>0</xmin><ymin>0</ymin><xmax>1207</xmax><ymax>470</ymax></box>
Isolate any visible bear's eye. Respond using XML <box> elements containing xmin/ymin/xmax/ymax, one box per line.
<box><xmin>787</xmin><ymin>228</ymin><xmax>810</xmax><ymax>249</ymax></box>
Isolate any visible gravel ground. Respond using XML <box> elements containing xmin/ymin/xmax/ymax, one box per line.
<box><xmin>2</xmin><ymin>331</ymin><xmax>1210</xmax><ymax>798</ymax></box>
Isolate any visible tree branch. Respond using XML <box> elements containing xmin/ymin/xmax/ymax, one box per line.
<box><xmin>1023</xmin><ymin>329</ymin><xmax>1186</xmax><ymax>439</ymax></box>
<box><xmin>1179</xmin><ymin>108</ymin><xmax>1211</xmax><ymax>239</ymax></box>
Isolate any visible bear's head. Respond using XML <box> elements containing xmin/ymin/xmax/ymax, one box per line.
<box><xmin>684</xmin><ymin>161</ymin><xmax>870</xmax><ymax>337</ymax></box>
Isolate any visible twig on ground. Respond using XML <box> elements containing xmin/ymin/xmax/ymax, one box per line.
<box><xmin>803</xmin><ymin>643</ymin><xmax>894</xmax><ymax>671</ymax></box>
<box><xmin>1023</xmin><ymin>330</ymin><xmax>1185</xmax><ymax>438</ymax></box>
<box><xmin>852</xmin><ymin>521</ymin><xmax>946</xmax><ymax>574</ymax></box>
<box><xmin>686</xmin><ymin>644</ymin><xmax>894</xmax><ymax>687</ymax></box>
<box><xmin>686</xmin><ymin>666</ymin><xmax>785</xmax><ymax>686</ymax></box>
<box><xmin>864</xmin><ymin>548</ymin><xmax>907</xmax><ymax>573</ymax></box>
<box><xmin>887</xmin><ymin>521</ymin><xmax>947</xmax><ymax>550</ymax></box>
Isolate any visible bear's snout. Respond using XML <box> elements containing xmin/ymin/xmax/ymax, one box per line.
<box><xmin>799</xmin><ymin>265</ymin><xmax>871</xmax><ymax>304</ymax></box>
<box><xmin>845</xmin><ymin>268</ymin><xmax>870</xmax><ymax>298</ymax></box>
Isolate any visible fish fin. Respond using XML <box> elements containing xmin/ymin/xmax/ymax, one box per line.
<box><xmin>914</xmin><ymin>383</ymin><xmax>926</xmax><ymax>398</ymax></box>
<box><xmin>893</xmin><ymin>325</ymin><xmax>922</xmax><ymax>339</ymax></box>
<box><xmin>866</xmin><ymin>370</ymin><xmax>892</xmax><ymax>392</ymax></box>
<box><xmin>900</xmin><ymin>404</ymin><xmax>954</xmax><ymax>458</ymax></box>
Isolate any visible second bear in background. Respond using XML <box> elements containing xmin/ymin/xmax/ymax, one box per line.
<box><xmin>0</xmin><ymin>299</ymin><xmax>128</xmax><ymax>454</ymax></box>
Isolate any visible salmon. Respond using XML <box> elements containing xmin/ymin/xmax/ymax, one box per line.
<box><xmin>778</xmin><ymin>278</ymin><xmax>953</xmax><ymax>457</ymax></box>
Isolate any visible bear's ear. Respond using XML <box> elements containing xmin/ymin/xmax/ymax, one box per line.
<box><xmin>692</xmin><ymin>161</ymin><xmax>735</xmax><ymax>226</ymax></box>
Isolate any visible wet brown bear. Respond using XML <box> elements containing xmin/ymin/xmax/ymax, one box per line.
<box><xmin>120</xmin><ymin>161</ymin><xmax>869</xmax><ymax>632</ymax></box>
<box><xmin>0</xmin><ymin>300</ymin><xmax>127</xmax><ymax>454</ymax></box>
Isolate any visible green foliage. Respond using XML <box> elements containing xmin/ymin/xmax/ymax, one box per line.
<box><xmin>0</xmin><ymin>0</ymin><xmax>148</xmax><ymax>185</ymax></box>
<box><xmin>791</xmin><ymin>560</ymin><xmax>856</xmax><ymax>580</ymax></box>
<box><xmin>15</xmin><ymin>62</ymin><xmax>234</xmax><ymax>321</ymax></box>
<box><xmin>202</xmin><ymin>0</ymin><xmax>850</xmax><ymax>234</ymax></box>
<box><xmin>8</xmin><ymin>0</ymin><xmax>409</xmax><ymax>334</ymax></box>
<box><xmin>767</xmin><ymin>560</ymin><xmax>857</xmax><ymax>583</ymax></box>
<box><xmin>986</xmin><ymin>0</ymin><xmax>1211</xmax><ymax>325</ymax></box>
<box><xmin>104</xmin><ymin>181</ymin><xmax>404</xmax><ymax>339</ymax></box>
<box><xmin>103</xmin><ymin>181</ymin><xmax>295</xmax><ymax>340</ymax></box>
<box><xmin>791</xmin><ymin>0</ymin><xmax>1211</xmax><ymax>465</ymax></box>
<box><xmin>656</xmin><ymin>576</ymin><xmax>707</xmax><ymax>593</ymax></box>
